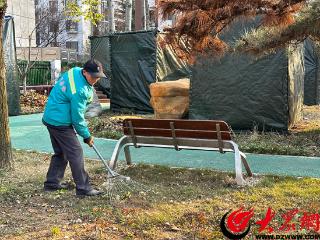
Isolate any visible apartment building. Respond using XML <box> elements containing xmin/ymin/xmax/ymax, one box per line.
<box><xmin>35</xmin><ymin>0</ymin><xmax>92</xmax><ymax>59</ymax></box>
<box><xmin>6</xmin><ymin>0</ymin><xmax>36</xmax><ymax>47</ymax></box>
<box><xmin>35</xmin><ymin>0</ymin><xmax>126</xmax><ymax>59</ymax></box>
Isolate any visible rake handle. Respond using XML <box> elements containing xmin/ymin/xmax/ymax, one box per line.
<box><xmin>92</xmin><ymin>144</ymin><xmax>117</xmax><ymax>177</ymax></box>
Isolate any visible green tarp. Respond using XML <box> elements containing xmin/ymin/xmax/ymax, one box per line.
<box><xmin>189</xmin><ymin>19</ymin><xmax>304</xmax><ymax>131</ymax></box>
<box><xmin>110</xmin><ymin>31</ymin><xmax>157</xmax><ymax>113</ymax></box>
<box><xmin>90</xmin><ymin>31</ymin><xmax>191</xmax><ymax>113</ymax></box>
<box><xmin>304</xmin><ymin>39</ymin><xmax>320</xmax><ymax>105</ymax></box>
<box><xmin>4</xmin><ymin>16</ymin><xmax>19</xmax><ymax>116</ymax></box>
<box><xmin>156</xmin><ymin>34</ymin><xmax>191</xmax><ymax>82</ymax></box>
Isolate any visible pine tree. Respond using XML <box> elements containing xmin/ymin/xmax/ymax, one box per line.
<box><xmin>160</xmin><ymin>0</ymin><xmax>310</xmax><ymax>57</ymax></box>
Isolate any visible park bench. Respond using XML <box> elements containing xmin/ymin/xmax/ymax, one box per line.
<box><xmin>109</xmin><ymin>119</ymin><xmax>253</xmax><ymax>185</ymax></box>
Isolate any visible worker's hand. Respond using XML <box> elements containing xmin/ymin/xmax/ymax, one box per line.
<box><xmin>84</xmin><ymin>136</ymin><xmax>94</xmax><ymax>147</ymax></box>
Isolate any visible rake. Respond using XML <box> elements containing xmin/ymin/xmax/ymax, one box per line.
<box><xmin>92</xmin><ymin>144</ymin><xmax>149</xmax><ymax>201</ymax></box>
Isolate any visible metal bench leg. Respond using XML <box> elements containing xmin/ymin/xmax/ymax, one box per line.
<box><xmin>124</xmin><ymin>145</ymin><xmax>132</xmax><ymax>165</ymax></box>
<box><xmin>240</xmin><ymin>151</ymin><xmax>253</xmax><ymax>177</ymax></box>
<box><xmin>230</xmin><ymin>142</ymin><xmax>246</xmax><ymax>185</ymax></box>
<box><xmin>109</xmin><ymin>136</ymin><xmax>129</xmax><ymax>170</ymax></box>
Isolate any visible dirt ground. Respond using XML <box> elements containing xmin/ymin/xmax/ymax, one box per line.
<box><xmin>1</xmin><ymin>150</ymin><xmax>320</xmax><ymax>239</ymax></box>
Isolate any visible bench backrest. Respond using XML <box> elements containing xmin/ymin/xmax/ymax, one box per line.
<box><xmin>123</xmin><ymin>119</ymin><xmax>232</xmax><ymax>140</ymax></box>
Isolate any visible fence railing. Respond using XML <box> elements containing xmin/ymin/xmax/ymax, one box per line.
<box><xmin>17</xmin><ymin>60</ymin><xmax>86</xmax><ymax>86</ymax></box>
<box><xmin>17</xmin><ymin>60</ymin><xmax>51</xmax><ymax>86</ymax></box>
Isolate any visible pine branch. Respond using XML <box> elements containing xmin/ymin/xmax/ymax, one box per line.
<box><xmin>159</xmin><ymin>0</ymin><xmax>307</xmax><ymax>59</ymax></box>
<box><xmin>235</xmin><ymin>1</ymin><xmax>320</xmax><ymax>54</ymax></box>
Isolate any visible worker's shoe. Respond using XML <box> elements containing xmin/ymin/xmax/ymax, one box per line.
<box><xmin>44</xmin><ymin>182</ymin><xmax>73</xmax><ymax>192</ymax></box>
<box><xmin>76</xmin><ymin>189</ymin><xmax>103</xmax><ymax>197</ymax></box>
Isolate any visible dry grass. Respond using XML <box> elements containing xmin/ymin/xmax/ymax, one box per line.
<box><xmin>1</xmin><ymin>150</ymin><xmax>320</xmax><ymax>239</ymax></box>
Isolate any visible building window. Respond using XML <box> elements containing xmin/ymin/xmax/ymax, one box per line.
<box><xmin>66</xmin><ymin>20</ymin><xmax>78</xmax><ymax>32</ymax></box>
<box><xmin>49</xmin><ymin>21</ymin><xmax>59</xmax><ymax>32</ymax></box>
<box><xmin>51</xmin><ymin>42</ymin><xmax>59</xmax><ymax>47</ymax></box>
<box><xmin>66</xmin><ymin>41</ymin><xmax>79</xmax><ymax>51</ymax></box>
<box><xmin>49</xmin><ymin>1</ymin><xmax>58</xmax><ymax>13</ymax></box>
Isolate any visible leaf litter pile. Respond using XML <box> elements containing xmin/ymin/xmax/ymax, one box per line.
<box><xmin>20</xmin><ymin>91</ymin><xmax>48</xmax><ymax>114</ymax></box>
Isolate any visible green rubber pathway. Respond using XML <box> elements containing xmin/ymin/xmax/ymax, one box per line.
<box><xmin>9</xmin><ymin>113</ymin><xmax>320</xmax><ymax>178</ymax></box>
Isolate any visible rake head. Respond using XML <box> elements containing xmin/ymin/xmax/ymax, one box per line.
<box><xmin>101</xmin><ymin>176</ymin><xmax>151</xmax><ymax>202</ymax></box>
<box><xmin>92</xmin><ymin>144</ymin><xmax>152</xmax><ymax>201</ymax></box>
<box><xmin>107</xmin><ymin>173</ymin><xmax>131</xmax><ymax>181</ymax></box>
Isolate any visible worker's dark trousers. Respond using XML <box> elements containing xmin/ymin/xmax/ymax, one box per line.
<box><xmin>44</xmin><ymin>124</ymin><xmax>92</xmax><ymax>193</ymax></box>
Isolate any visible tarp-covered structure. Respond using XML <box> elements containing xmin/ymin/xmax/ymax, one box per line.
<box><xmin>91</xmin><ymin>23</ymin><xmax>304</xmax><ymax>131</ymax></box>
<box><xmin>189</xmin><ymin>19</ymin><xmax>304</xmax><ymax>131</ymax></box>
<box><xmin>4</xmin><ymin>16</ymin><xmax>19</xmax><ymax>116</ymax></box>
<box><xmin>304</xmin><ymin>39</ymin><xmax>320</xmax><ymax>105</ymax></box>
<box><xmin>90</xmin><ymin>31</ymin><xmax>191</xmax><ymax>113</ymax></box>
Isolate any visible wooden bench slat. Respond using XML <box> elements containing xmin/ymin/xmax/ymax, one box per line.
<box><xmin>123</xmin><ymin>128</ymin><xmax>232</xmax><ymax>140</ymax></box>
<box><xmin>123</xmin><ymin>119</ymin><xmax>230</xmax><ymax>131</ymax></box>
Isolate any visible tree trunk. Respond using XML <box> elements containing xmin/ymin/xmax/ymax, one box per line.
<box><xmin>108</xmin><ymin>0</ymin><xmax>115</xmax><ymax>32</ymax></box>
<box><xmin>23</xmin><ymin>73</ymin><xmax>27</xmax><ymax>93</ymax></box>
<box><xmin>0</xmin><ymin>2</ymin><xmax>13</xmax><ymax>169</ymax></box>
<box><xmin>155</xmin><ymin>0</ymin><xmax>159</xmax><ymax>29</ymax></box>
<box><xmin>145</xmin><ymin>0</ymin><xmax>149</xmax><ymax>30</ymax></box>
<box><xmin>135</xmin><ymin>0</ymin><xmax>146</xmax><ymax>30</ymax></box>
<box><xmin>125</xmin><ymin>0</ymin><xmax>132</xmax><ymax>32</ymax></box>
<box><xmin>23</xmin><ymin>34</ymin><xmax>32</xmax><ymax>94</ymax></box>
<box><xmin>92</xmin><ymin>1</ymin><xmax>102</xmax><ymax>35</ymax></box>
<box><xmin>141</xmin><ymin>0</ymin><xmax>146</xmax><ymax>30</ymax></box>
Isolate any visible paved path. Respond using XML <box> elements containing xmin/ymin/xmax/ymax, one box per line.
<box><xmin>9</xmin><ymin>113</ymin><xmax>320</xmax><ymax>178</ymax></box>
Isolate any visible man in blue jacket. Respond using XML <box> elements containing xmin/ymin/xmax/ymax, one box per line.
<box><xmin>42</xmin><ymin>59</ymin><xmax>106</xmax><ymax>197</ymax></box>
